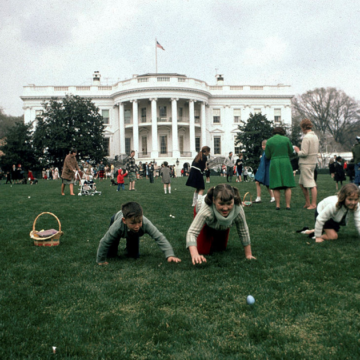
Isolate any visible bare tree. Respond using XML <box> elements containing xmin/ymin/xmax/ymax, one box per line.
<box><xmin>338</xmin><ymin>121</ymin><xmax>360</xmax><ymax>151</ymax></box>
<box><xmin>293</xmin><ymin>87</ymin><xmax>360</xmax><ymax>151</ymax></box>
<box><xmin>328</xmin><ymin>91</ymin><xmax>360</xmax><ymax>144</ymax></box>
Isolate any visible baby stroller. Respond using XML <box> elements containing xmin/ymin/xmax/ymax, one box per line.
<box><xmin>245</xmin><ymin>167</ymin><xmax>255</xmax><ymax>182</ymax></box>
<box><xmin>78</xmin><ymin>175</ymin><xmax>102</xmax><ymax>196</ymax></box>
<box><xmin>248</xmin><ymin>167</ymin><xmax>255</xmax><ymax>181</ymax></box>
<box><xmin>74</xmin><ymin>170</ymin><xmax>83</xmax><ymax>186</ymax></box>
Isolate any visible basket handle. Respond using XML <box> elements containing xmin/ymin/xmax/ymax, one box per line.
<box><xmin>32</xmin><ymin>212</ymin><xmax>61</xmax><ymax>233</ymax></box>
<box><xmin>243</xmin><ymin>192</ymin><xmax>249</xmax><ymax>203</ymax></box>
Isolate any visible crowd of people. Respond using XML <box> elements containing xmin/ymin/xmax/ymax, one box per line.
<box><xmin>2</xmin><ymin>117</ymin><xmax>360</xmax><ymax>265</ymax></box>
<box><xmin>0</xmin><ymin>164</ymin><xmax>38</xmax><ymax>185</ymax></box>
<box><xmin>57</xmin><ymin>148</ymin><xmax>181</xmax><ymax>195</ymax></box>
<box><xmin>41</xmin><ymin>167</ymin><xmax>60</xmax><ymax>180</ymax></box>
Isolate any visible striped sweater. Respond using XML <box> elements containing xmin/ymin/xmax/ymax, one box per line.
<box><xmin>186</xmin><ymin>197</ymin><xmax>251</xmax><ymax>248</ymax></box>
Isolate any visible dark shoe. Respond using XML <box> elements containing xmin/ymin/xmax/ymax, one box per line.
<box><xmin>286</xmin><ymin>207</ymin><xmax>291</xmax><ymax>210</ymax></box>
<box><xmin>296</xmin><ymin>226</ymin><xmax>309</xmax><ymax>233</ymax></box>
<box><xmin>276</xmin><ymin>207</ymin><xmax>280</xmax><ymax>210</ymax></box>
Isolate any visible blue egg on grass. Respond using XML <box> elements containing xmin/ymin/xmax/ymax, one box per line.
<box><xmin>247</xmin><ymin>295</ymin><xmax>255</xmax><ymax>305</ymax></box>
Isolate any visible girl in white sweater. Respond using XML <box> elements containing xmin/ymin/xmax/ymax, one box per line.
<box><xmin>303</xmin><ymin>183</ymin><xmax>360</xmax><ymax>242</ymax></box>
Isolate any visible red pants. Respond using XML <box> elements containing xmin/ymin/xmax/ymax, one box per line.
<box><xmin>194</xmin><ymin>207</ymin><xmax>230</xmax><ymax>255</ymax></box>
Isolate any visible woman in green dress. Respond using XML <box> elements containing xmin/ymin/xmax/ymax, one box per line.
<box><xmin>265</xmin><ymin>127</ymin><xmax>296</xmax><ymax>210</ymax></box>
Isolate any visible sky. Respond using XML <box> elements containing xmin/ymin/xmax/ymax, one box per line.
<box><xmin>1</xmin><ymin>0</ymin><xmax>360</xmax><ymax>116</ymax></box>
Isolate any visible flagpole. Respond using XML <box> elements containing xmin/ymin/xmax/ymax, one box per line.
<box><xmin>155</xmin><ymin>38</ymin><xmax>157</xmax><ymax>73</ymax></box>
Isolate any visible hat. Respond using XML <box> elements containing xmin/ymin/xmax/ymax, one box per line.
<box><xmin>357</xmin><ymin>136</ymin><xmax>360</xmax><ymax>142</ymax></box>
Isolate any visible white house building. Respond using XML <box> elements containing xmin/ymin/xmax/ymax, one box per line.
<box><xmin>21</xmin><ymin>72</ymin><xmax>294</xmax><ymax>166</ymax></box>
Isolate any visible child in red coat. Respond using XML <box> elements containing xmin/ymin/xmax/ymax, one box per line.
<box><xmin>27</xmin><ymin>170</ymin><xmax>38</xmax><ymax>185</ymax></box>
<box><xmin>117</xmin><ymin>169</ymin><xmax>128</xmax><ymax>191</ymax></box>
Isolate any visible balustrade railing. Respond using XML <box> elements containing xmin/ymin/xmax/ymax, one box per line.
<box><xmin>157</xmin><ymin>117</ymin><xmax>172</xmax><ymax>122</ymax></box>
<box><xmin>126</xmin><ymin>117</ymin><xmax>194</xmax><ymax>124</ymax></box>
<box><xmin>138</xmin><ymin>152</ymin><xmax>150</xmax><ymax>158</ymax></box>
<box><xmin>178</xmin><ymin>117</ymin><xmax>189</xmax><ymax>123</ymax></box>
<box><xmin>180</xmin><ymin>151</ymin><xmax>192</xmax><ymax>157</ymax></box>
<box><xmin>159</xmin><ymin>152</ymin><xmax>173</xmax><ymax>157</ymax></box>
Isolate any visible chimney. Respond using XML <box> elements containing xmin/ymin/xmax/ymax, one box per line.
<box><xmin>216</xmin><ymin>74</ymin><xmax>224</xmax><ymax>85</ymax></box>
<box><xmin>93</xmin><ymin>71</ymin><xmax>101</xmax><ymax>85</ymax></box>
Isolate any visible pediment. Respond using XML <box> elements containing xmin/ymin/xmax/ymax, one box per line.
<box><xmin>209</xmin><ymin>128</ymin><xmax>225</xmax><ymax>134</ymax></box>
<box><xmin>158</xmin><ymin>126</ymin><xmax>172</xmax><ymax>131</ymax></box>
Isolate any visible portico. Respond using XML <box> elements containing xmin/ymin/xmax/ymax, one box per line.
<box><xmin>115</xmin><ymin>96</ymin><xmax>206</xmax><ymax>159</ymax></box>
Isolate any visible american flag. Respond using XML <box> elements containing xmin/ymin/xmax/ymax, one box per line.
<box><xmin>156</xmin><ymin>41</ymin><xmax>165</xmax><ymax>50</ymax></box>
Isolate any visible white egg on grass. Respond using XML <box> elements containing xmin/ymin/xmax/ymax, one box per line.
<box><xmin>246</xmin><ymin>295</ymin><xmax>255</xmax><ymax>305</ymax></box>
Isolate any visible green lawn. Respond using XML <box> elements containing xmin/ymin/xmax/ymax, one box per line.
<box><xmin>0</xmin><ymin>175</ymin><xmax>359</xmax><ymax>359</ymax></box>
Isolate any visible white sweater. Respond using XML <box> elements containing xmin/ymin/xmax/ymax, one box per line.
<box><xmin>298</xmin><ymin>131</ymin><xmax>319</xmax><ymax>165</ymax></box>
<box><xmin>315</xmin><ymin>196</ymin><xmax>360</xmax><ymax>237</ymax></box>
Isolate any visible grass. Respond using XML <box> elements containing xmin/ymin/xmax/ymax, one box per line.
<box><xmin>0</xmin><ymin>175</ymin><xmax>359</xmax><ymax>359</ymax></box>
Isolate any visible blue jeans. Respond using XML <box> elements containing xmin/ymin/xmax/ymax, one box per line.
<box><xmin>354</xmin><ymin>162</ymin><xmax>360</xmax><ymax>185</ymax></box>
<box><xmin>117</xmin><ymin>183</ymin><xmax>125</xmax><ymax>191</ymax></box>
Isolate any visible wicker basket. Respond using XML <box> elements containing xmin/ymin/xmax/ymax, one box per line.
<box><xmin>30</xmin><ymin>212</ymin><xmax>63</xmax><ymax>247</ymax></box>
<box><xmin>242</xmin><ymin>192</ymin><xmax>252</xmax><ymax>207</ymax></box>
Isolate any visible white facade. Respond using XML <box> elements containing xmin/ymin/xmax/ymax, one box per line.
<box><xmin>21</xmin><ymin>73</ymin><xmax>293</xmax><ymax>166</ymax></box>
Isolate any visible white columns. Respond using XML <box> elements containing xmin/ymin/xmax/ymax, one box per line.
<box><xmin>150</xmin><ymin>98</ymin><xmax>158</xmax><ymax>158</ymax></box>
<box><xmin>201</xmin><ymin>102</ymin><xmax>206</xmax><ymax>148</ymax></box>
<box><xmin>225</xmin><ymin>105</ymin><xmax>232</xmax><ymax>124</ymax></box>
<box><xmin>113</xmin><ymin>104</ymin><xmax>120</xmax><ymax>157</ymax></box>
<box><xmin>243</xmin><ymin>105</ymin><xmax>252</xmax><ymax>123</ymax></box>
<box><xmin>262</xmin><ymin>105</ymin><xmax>271</xmax><ymax>120</ymax></box>
<box><xmin>224</xmin><ymin>105</ymin><xmax>233</xmax><ymax>154</ymax></box>
<box><xmin>23</xmin><ymin>107</ymin><xmax>32</xmax><ymax>125</ymax></box>
<box><xmin>171</xmin><ymin>98</ymin><xmax>180</xmax><ymax>158</ymax></box>
<box><xmin>132</xmin><ymin>100</ymin><xmax>139</xmax><ymax>156</ymax></box>
<box><xmin>283</xmin><ymin>105</ymin><xmax>292</xmax><ymax>126</ymax></box>
<box><xmin>118</xmin><ymin>102</ymin><xmax>125</xmax><ymax>154</ymax></box>
<box><xmin>266</xmin><ymin>106</ymin><xmax>274</xmax><ymax>122</ymax></box>
<box><xmin>189</xmin><ymin>99</ymin><xmax>196</xmax><ymax>156</ymax></box>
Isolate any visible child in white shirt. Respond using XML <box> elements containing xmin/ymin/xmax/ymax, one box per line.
<box><xmin>302</xmin><ymin>183</ymin><xmax>360</xmax><ymax>242</ymax></box>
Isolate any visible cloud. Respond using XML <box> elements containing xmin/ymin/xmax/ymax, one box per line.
<box><xmin>243</xmin><ymin>37</ymin><xmax>288</xmax><ymax>67</ymax></box>
<box><xmin>20</xmin><ymin>9</ymin><xmax>77</xmax><ymax>47</ymax></box>
<box><xmin>1</xmin><ymin>0</ymin><xmax>360</xmax><ymax>115</ymax></box>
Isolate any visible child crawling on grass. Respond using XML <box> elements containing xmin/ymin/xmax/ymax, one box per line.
<box><xmin>186</xmin><ymin>184</ymin><xmax>256</xmax><ymax>265</ymax></box>
<box><xmin>300</xmin><ymin>183</ymin><xmax>360</xmax><ymax>242</ymax></box>
<box><xmin>96</xmin><ymin>201</ymin><xmax>181</xmax><ymax>265</ymax></box>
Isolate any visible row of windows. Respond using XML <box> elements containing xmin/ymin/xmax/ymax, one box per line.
<box><xmin>103</xmin><ymin>107</ymin><xmax>199</xmax><ymax>125</ymax></box>
<box><xmin>120</xmin><ymin>136</ymin><xmax>236</xmax><ymax>156</ymax></box>
<box><xmin>106</xmin><ymin>134</ymin><xmax>244</xmax><ymax>157</ymax></box>
<box><xmin>213</xmin><ymin>108</ymin><xmax>282</xmax><ymax>124</ymax></box>
<box><xmin>126</xmin><ymin>136</ymin><xmax>203</xmax><ymax>155</ymax></box>
<box><xmin>101</xmin><ymin>108</ymin><xmax>282</xmax><ymax>125</ymax></box>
